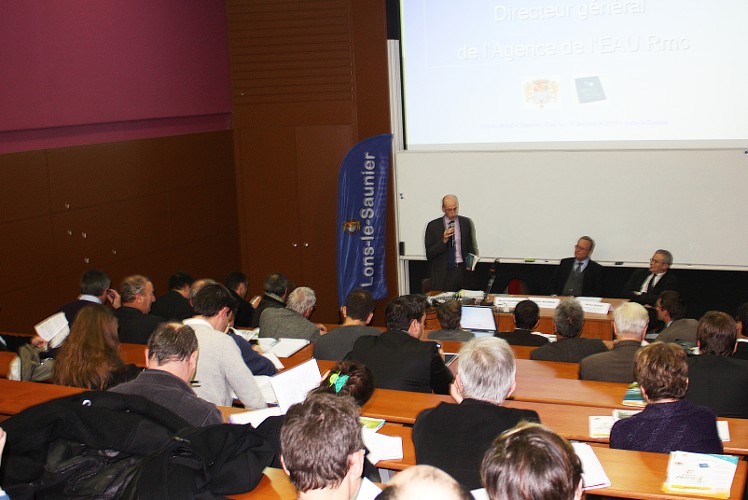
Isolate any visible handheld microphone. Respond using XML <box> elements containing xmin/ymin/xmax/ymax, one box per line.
<box><xmin>448</xmin><ymin>220</ymin><xmax>455</xmax><ymax>247</ymax></box>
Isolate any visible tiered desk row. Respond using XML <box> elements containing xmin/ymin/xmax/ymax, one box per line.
<box><xmin>0</xmin><ymin>332</ymin><xmax>746</xmax><ymax>498</ymax></box>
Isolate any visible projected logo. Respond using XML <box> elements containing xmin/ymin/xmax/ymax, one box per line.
<box><xmin>523</xmin><ymin>78</ymin><xmax>559</xmax><ymax>108</ymax></box>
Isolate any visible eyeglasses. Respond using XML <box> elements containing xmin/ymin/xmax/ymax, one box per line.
<box><xmin>574</xmin><ymin>245</ymin><xmax>591</xmax><ymax>252</ymax></box>
<box><xmin>650</xmin><ymin>258</ymin><xmax>665</xmax><ymax>264</ymax></box>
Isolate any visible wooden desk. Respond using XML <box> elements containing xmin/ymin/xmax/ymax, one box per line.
<box><xmin>0</xmin><ymin>379</ymin><xmax>85</xmax><ymax>417</ymax></box>
<box><xmin>425</xmin><ymin>295</ymin><xmax>626</xmax><ymax>341</ymax></box>
<box><xmin>230</xmin><ymin>452</ymin><xmax>747</xmax><ymax>499</ymax></box>
<box><xmin>511</xmin><ymin>376</ymin><xmax>629</xmax><ymax>409</ymax></box>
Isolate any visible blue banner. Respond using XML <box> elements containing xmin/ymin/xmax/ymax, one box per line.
<box><xmin>337</xmin><ymin>134</ymin><xmax>393</xmax><ymax>306</ymax></box>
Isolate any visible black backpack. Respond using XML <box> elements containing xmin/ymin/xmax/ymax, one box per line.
<box><xmin>0</xmin><ymin>391</ymin><xmax>273</xmax><ymax>499</ymax></box>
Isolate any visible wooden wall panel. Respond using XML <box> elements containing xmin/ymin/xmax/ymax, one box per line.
<box><xmin>228</xmin><ymin>0</ymin><xmax>394</xmax><ymax>323</ymax></box>
<box><xmin>0</xmin><ymin>131</ymin><xmax>241</xmax><ymax>333</ymax></box>
<box><xmin>0</xmin><ymin>150</ymin><xmax>50</xmax><ymax>223</ymax></box>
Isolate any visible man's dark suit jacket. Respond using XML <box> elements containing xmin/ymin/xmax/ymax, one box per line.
<box><xmin>348</xmin><ymin>329</ymin><xmax>453</xmax><ymax>394</ymax></box>
<box><xmin>621</xmin><ymin>269</ymin><xmax>678</xmax><ymax>307</ymax></box>
<box><xmin>734</xmin><ymin>341</ymin><xmax>748</xmax><ymax>361</ymax></box>
<box><xmin>229</xmin><ymin>289</ymin><xmax>255</xmax><ymax>328</ymax></box>
<box><xmin>413</xmin><ymin>399</ymin><xmax>540</xmax><ymax>489</ymax></box>
<box><xmin>424</xmin><ymin>215</ymin><xmax>477</xmax><ymax>291</ymax></box>
<box><xmin>249</xmin><ymin>294</ymin><xmax>285</xmax><ymax>328</ymax></box>
<box><xmin>494</xmin><ymin>328</ymin><xmax>549</xmax><ymax>347</ymax></box>
<box><xmin>686</xmin><ymin>354</ymin><xmax>748</xmax><ymax>419</ymax></box>
<box><xmin>60</xmin><ymin>298</ymin><xmax>99</xmax><ymax>325</ymax></box>
<box><xmin>530</xmin><ymin>337</ymin><xmax>609</xmax><ymax>363</ymax></box>
<box><xmin>150</xmin><ymin>290</ymin><xmax>192</xmax><ymax>321</ymax></box>
<box><xmin>549</xmin><ymin>258</ymin><xmax>606</xmax><ymax>297</ymax></box>
<box><xmin>579</xmin><ymin>340</ymin><xmax>641</xmax><ymax>383</ymax></box>
<box><xmin>115</xmin><ymin>306</ymin><xmax>164</xmax><ymax>345</ymax></box>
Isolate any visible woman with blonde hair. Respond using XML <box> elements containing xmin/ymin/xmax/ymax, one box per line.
<box><xmin>53</xmin><ymin>304</ymin><xmax>140</xmax><ymax>390</ymax></box>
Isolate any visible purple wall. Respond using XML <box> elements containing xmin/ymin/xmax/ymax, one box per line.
<box><xmin>0</xmin><ymin>1</ymin><xmax>231</xmax><ymax>153</ymax></box>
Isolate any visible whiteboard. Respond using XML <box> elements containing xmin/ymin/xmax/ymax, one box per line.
<box><xmin>395</xmin><ymin>149</ymin><xmax>748</xmax><ymax>269</ymax></box>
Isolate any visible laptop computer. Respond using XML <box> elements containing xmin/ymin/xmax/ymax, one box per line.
<box><xmin>460</xmin><ymin>305</ymin><xmax>497</xmax><ymax>337</ymax></box>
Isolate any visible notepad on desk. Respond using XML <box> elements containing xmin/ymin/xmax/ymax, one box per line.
<box><xmin>362</xmin><ymin>428</ymin><xmax>403</xmax><ymax>464</ymax></box>
<box><xmin>662</xmin><ymin>451</ymin><xmax>739</xmax><ymax>499</ymax></box>
<box><xmin>257</xmin><ymin>337</ymin><xmax>310</xmax><ymax>357</ymax></box>
<box><xmin>572</xmin><ymin>442</ymin><xmax>611</xmax><ymax>490</ymax></box>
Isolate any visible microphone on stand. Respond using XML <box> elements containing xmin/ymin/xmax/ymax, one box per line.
<box><xmin>482</xmin><ymin>258</ymin><xmax>500</xmax><ymax>305</ymax></box>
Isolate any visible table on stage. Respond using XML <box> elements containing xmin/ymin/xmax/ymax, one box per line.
<box><xmin>425</xmin><ymin>294</ymin><xmax>626</xmax><ymax>341</ymax></box>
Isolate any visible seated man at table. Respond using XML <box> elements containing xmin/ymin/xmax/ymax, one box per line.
<box><xmin>348</xmin><ymin>295</ymin><xmax>453</xmax><ymax>394</ymax></box>
<box><xmin>150</xmin><ymin>272</ymin><xmax>193</xmax><ymax>321</ymax></box>
<box><xmin>548</xmin><ymin>235</ymin><xmax>606</xmax><ymax>297</ymax></box>
<box><xmin>494</xmin><ymin>300</ymin><xmax>549</xmax><ymax>347</ymax></box>
<box><xmin>480</xmin><ymin>423</ymin><xmax>583</xmax><ymax>500</ymax></box>
<box><xmin>250</xmin><ymin>272</ymin><xmax>289</xmax><ymax>328</ymax></box>
<box><xmin>183</xmin><ymin>283</ymin><xmax>266</xmax><ymax>409</ymax></box>
<box><xmin>685</xmin><ymin>311</ymin><xmax>748</xmax><ymax>418</ymax></box>
<box><xmin>579</xmin><ymin>302</ymin><xmax>647</xmax><ymax>383</ymax></box>
<box><xmin>530</xmin><ymin>298</ymin><xmax>608</xmax><ymax>363</ymax></box>
<box><xmin>115</xmin><ymin>275</ymin><xmax>163</xmax><ymax>345</ymax></box>
<box><xmin>428</xmin><ymin>300</ymin><xmax>474</xmax><ymax>342</ymax></box>
<box><xmin>109</xmin><ymin>322</ymin><xmax>222</xmax><ymax>427</ymax></box>
<box><xmin>314</xmin><ymin>289</ymin><xmax>380</xmax><ymax>360</ymax></box>
<box><xmin>413</xmin><ymin>337</ymin><xmax>540</xmax><ymax>489</ymax></box>
<box><xmin>280</xmin><ymin>393</ymin><xmax>379</xmax><ymax>500</ymax></box>
<box><xmin>654</xmin><ymin>291</ymin><xmax>698</xmax><ymax>344</ymax></box>
<box><xmin>259</xmin><ymin>286</ymin><xmax>327</xmax><ymax>342</ymax></box>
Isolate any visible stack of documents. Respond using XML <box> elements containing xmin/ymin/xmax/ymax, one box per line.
<box><xmin>662</xmin><ymin>451</ymin><xmax>739</xmax><ymax>498</ymax></box>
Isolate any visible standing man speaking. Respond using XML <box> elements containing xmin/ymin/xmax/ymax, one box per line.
<box><xmin>424</xmin><ymin>194</ymin><xmax>478</xmax><ymax>291</ymax></box>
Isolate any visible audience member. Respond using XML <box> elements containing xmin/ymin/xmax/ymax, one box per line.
<box><xmin>59</xmin><ymin>269</ymin><xmax>120</xmax><ymax>325</ymax></box>
<box><xmin>733</xmin><ymin>302</ymin><xmax>748</xmax><ymax>360</ymax></box>
<box><xmin>610</xmin><ymin>342</ymin><xmax>722</xmax><ymax>454</ymax></box>
<box><xmin>225</xmin><ymin>271</ymin><xmax>259</xmax><ymax>328</ymax></box>
<box><xmin>191</xmin><ymin>279</ymin><xmax>277</xmax><ymax>377</ymax></box>
<box><xmin>29</xmin><ymin>269</ymin><xmax>121</xmax><ymax>354</ymax></box>
<box><xmin>150</xmin><ymin>272</ymin><xmax>194</xmax><ymax>321</ymax></box>
<box><xmin>109</xmin><ymin>322</ymin><xmax>222</xmax><ymax>427</ymax></box>
<box><xmin>579</xmin><ymin>302</ymin><xmax>647</xmax><ymax>383</ymax></box>
<box><xmin>314</xmin><ymin>289</ymin><xmax>381</xmax><ymax>360</ymax></box>
<box><xmin>258</xmin><ymin>361</ymin><xmax>375</xmax><ymax>471</ymax></box>
<box><xmin>280</xmin><ymin>393</ymin><xmax>378</xmax><ymax>500</ymax></box>
<box><xmin>184</xmin><ymin>283</ymin><xmax>265</xmax><ymax>409</ymax></box>
<box><xmin>654</xmin><ymin>291</ymin><xmax>697</xmax><ymax>344</ymax></box>
<box><xmin>349</xmin><ymin>295</ymin><xmax>453</xmax><ymax>394</ymax></box>
<box><xmin>549</xmin><ymin>236</ymin><xmax>605</xmax><ymax>297</ymax></box>
<box><xmin>621</xmin><ymin>249</ymin><xmax>678</xmax><ymax>307</ymax></box>
<box><xmin>375</xmin><ymin>465</ymin><xmax>472</xmax><ymax>500</ymax></box>
<box><xmin>685</xmin><ymin>311</ymin><xmax>748</xmax><ymax>418</ymax></box>
<box><xmin>413</xmin><ymin>337</ymin><xmax>539</xmax><ymax>489</ymax></box>
<box><xmin>494</xmin><ymin>300</ymin><xmax>549</xmax><ymax>347</ymax></box>
<box><xmin>428</xmin><ymin>300</ymin><xmax>473</xmax><ymax>342</ymax></box>
<box><xmin>259</xmin><ymin>286</ymin><xmax>327</xmax><ymax>342</ymax></box>
<box><xmin>115</xmin><ymin>275</ymin><xmax>163</xmax><ymax>344</ymax></box>
<box><xmin>531</xmin><ymin>298</ymin><xmax>608</xmax><ymax>362</ymax></box>
<box><xmin>53</xmin><ymin>304</ymin><xmax>140</xmax><ymax>390</ymax></box>
<box><xmin>250</xmin><ymin>272</ymin><xmax>289</xmax><ymax>328</ymax></box>
<box><xmin>480</xmin><ymin>423</ymin><xmax>583</xmax><ymax>500</ymax></box>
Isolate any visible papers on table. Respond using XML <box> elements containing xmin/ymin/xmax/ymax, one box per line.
<box><xmin>257</xmin><ymin>338</ymin><xmax>310</xmax><ymax>357</ymax></box>
<box><xmin>717</xmin><ymin>421</ymin><xmax>731</xmax><ymax>442</ymax></box>
<box><xmin>34</xmin><ymin>312</ymin><xmax>70</xmax><ymax>348</ymax></box>
<box><xmin>234</xmin><ymin>328</ymin><xmax>259</xmax><ymax>342</ymax></box>
<box><xmin>572</xmin><ymin>442</ymin><xmax>611</xmax><ymax>490</ymax></box>
<box><xmin>228</xmin><ymin>406</ymin><xmax>283</xmax><ymax>426</ymax></box>
<box><xmin>662</xmin><ymin>451</ymin><xmax>739</xmax><ymax>499</ymax></box>
<box><xmin>262</xmin><ymin>351</ymin><xmax>284</xmax><ymax>370</ymax></box>
<box><xmin>355</xmin><ymin>478</ymin><xmax>381</xmax><ymax>500</ymax></box>
<box><xmin>578</xmin><ymin>300</ymin><xmax>611</xmax><ymax>315</ymax></box>
<box><xmin>362</xmin><ymin>428</ymin><xmax>403</xmax><ymax>464</ymax></box>
<box><xmin>270</xmin><ymin>358</ymin><xmax>321</xmax><ymax>413</ymax></box>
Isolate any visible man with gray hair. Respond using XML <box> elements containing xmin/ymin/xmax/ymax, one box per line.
<box><xmin>412</xmin><ymin>337</ymin><xmax>540</xmax><ymax>489</ymax></box>
<box><xmin>110</xmin><ymin>322</ymin><xmax>222</xmax><ymax>427</ymax></box>
<box><xmin>579</xmin><ymin>302</ymin><xmax>648</xmax><ymax>382</ymax></box>
<box><xmin>621</xmin><ymin>249</ymin><xmax>678</xmax><ymax>307</ymax></box>
<box><xmin>549</xmin><ymin>236</ymin><xmax>606</xmax><ymax>297</ymax></box>
<box><xmin>115</xmin><ymin>274</ymin><xmax>163</xmax><ymax>344</ymax></box>
<box><xmin>259</xmin><ymin>286</ymin><xmax>327</xmax><ymax>342</ymax></box>
<box><xmin>531</xmin><ymin>298</ymin><xmax>608</xmax><ymax>362</ymax></box>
